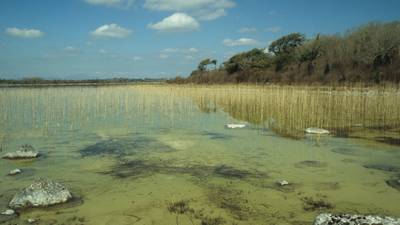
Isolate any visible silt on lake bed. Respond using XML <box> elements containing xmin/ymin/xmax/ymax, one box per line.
<box><xmin>0</xmin><ymin>85</ymin><xmax>399</xmax><ymax>225</ymax></box>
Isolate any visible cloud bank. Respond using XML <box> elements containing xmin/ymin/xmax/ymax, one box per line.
<box><xmin>223</xmin><ymin>38</ymin><xmax>259</xmax><ymax>47</ymax></box>
<box><xmin>148</xmin><ymin>13</ymin><xmax>200</xmax><ymax>32</ymax></box>
<box><xmin>91</xmin><ymin>24</ymin><xmax>132</xmax><ymax>38</ymax></box>
<box><xmin>84</xmin><ymin>0</ymin><xmax>135</xmax><ymax>8</ymax></box>
<box><xmin>5</xmin><ymin>27</ymin><xmax>44</xmax><ymax>38</ymax></box>
<box><xmin>144</xmin><ymin>0</ymin><xmax>235</xmax><ymax>21</ymax></box>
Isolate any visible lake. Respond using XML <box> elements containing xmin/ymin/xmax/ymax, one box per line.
<box><xmin>1</xmin><ymin>85</ymin><xmax>399</xmax><ymax>225</ymax></box>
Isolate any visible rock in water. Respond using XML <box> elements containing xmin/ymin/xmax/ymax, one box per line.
<box><xmin>305</xmin><ymin>127</ymin><xmax>330</xmax><ymax>134</ymax></box>
<box><xmin>1</xmin><ymin>209</ymin><xmax>15</xmax><ymax>216</ymax></box>
<box><xmin>225</xmin><ymin>124</ymin><xmax>246</xmax><ymax>129</ymax></box>
<box><xmin>278</xmin><ymin>180</ymin><xmax>289</xmax><ymax>186</ymax></box>
<box><xmin>2</xmin><ymin>145</ymin><xmax>39</xmax><ymax>160</ymax></box>
<box><xmin>27</xmin><ymin>218</ymin><xmax>37</xmax><ymax>223</ymax></box>
<box><xmin>8</xmin><ymin>169</ymin><xmax>22</xmax><ymax>176</ymax></box>
<box><xmin>9</xmin><ymin>178</ymin><xmax>72</xmax><ymax>209</ymax></box>
<box><xmin>0</xmin><ymin>209</ymin><xmax>17</xmax><ymax>224</ymax></box>
<box><xmin>314</xmin><ymin>213</ymin><xmax>400</xmax><ymax>225</ymax></box>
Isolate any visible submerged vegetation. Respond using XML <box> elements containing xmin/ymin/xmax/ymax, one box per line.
<box><xmin>302</xmin><ymin>196</ymin><xmax>334</xmax><ymax>211</ymax></box>
<box><xmin>170</xmin><ymin>21</ymin><xmax>400</xmax><ymax>84</ymax></box>
<box><xmin>79</xmin><ymin>136</ymin><xmax>174</xmax><ymax>157</ymax></box>
<box><xmin>100</xmin><ymin>157</ymin><xmax>266</xmax><ymax>181</ymax></box>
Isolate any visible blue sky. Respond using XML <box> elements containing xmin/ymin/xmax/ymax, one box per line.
<box><xmin>0</xmin><ymin>0</ymin><xmax>399</xmax><ymax>79</ymax></box>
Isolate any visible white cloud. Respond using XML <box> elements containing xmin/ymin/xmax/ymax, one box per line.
<box><xmin>91</xmin><ymin>24</ymin><xmax>132</xmax><ymax>38</ymax></box>
<box><xmin>266</xmin><ymin>27</ymin><xmax>281</xmax><ymax>33</ymax></box>
<box><xmin>223</xmin><ymin>38</ymin><xmax>259</xmax><ymax>47</ymax></box>
<box><xmin>162</xmin><ymin>48</ymin><xmax>179</xmax><ymax>53</ymax></box>
<box><xmin>238</xmin><ymin>27</ymin><xmax>257</xmax><ymax>33</ymax></box>
<box><xmin>64</xmin><ymin>46</ymin><xmax>80</xmax><ymax>52</ymax></box>
<box><xmin>143</xmin><ymin>0</ymin><xmax>235</xmax><ymax>21</ymax></box>
<box><xmin>159</xmin><ymin>54</ymin><xmax>169</xmax><ymax>59</ymax></box>
<box><xmin>84</xmin><ymin>0</ymin><xmax>135</xmax><ymax>7</ymax></box>
<box><xmin>161</xmin><ymin>47</ymin><xmax>199</xmax><ymax>53</ymax></box>
<box><xmin>185</xmin><ymin>55</ymin><xmax>195</xmax><ymax>60</ymax></box>
<box><xmin>194</xmin><ymin>8</ymin><xmax>226</xmax><ymax>21</ymax></box>
<box><xmin>99</xmin><ymin>49</ymin><xmax>107</xmax><ymax>54</ymax></box>
<box><xmin>5</xmin><ymin>27</ymin><xmax>44</xmax><ymax>38</ymax></box>
<box><xmin>132</xmin><ymin>56</ymin><xmax>142</xmax><ymax>61</ymax></box>
<box><xmin>144</xmin><ymin>0</ymin><xmax>234</xmax><ymax>11</ymax></box>
<box><xmin>85</xmin><ymin>0</ymin><xmax>121</xmax><ymax>5</ymax></box>
<box><xmin>188</xmin><ymin>47</ymin><xmax>198</xmax><ymax>53</ymax></box>
<box><xmin>148</xmin><ymin>13</ymin><xmax>200</xmax><ymax>32</ymax></box>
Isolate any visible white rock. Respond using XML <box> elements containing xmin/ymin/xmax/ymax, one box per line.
<box><xmin>27</xmin><ymin>218</ymin><xmax>37</xmax><ymax>223</ymax></box>
<box><xmin>1</xmin><ymin>209</ymin><xmax>15</xmax><ymax>216</ymax></box>
<box><xmin>2</xmin><ymin>145</ymin><xmax>39</xmax><ymax>159</ymax></box>
<box><xmin>314</xmin><ymin>213</ymin><xmax>400</xmax><ymax>225</ymax></box>
<box><xmin>305</xmin><ymin>127</ymin><xmax>330</xmax><ymax>134</ymax></box>
<box><xmin>278</xmin><ymin>180</ymin><xmax>289</xmax><ymax>186</ymax></box>
<box><xmin>9</xmin><ymin>178</ymin><xmax>72</xmax><ymax>209</ymax></box>
<box><xmin>8</xmin><ymin>169</ymin><xmax>22</xmax><ymax>176</ymax></box>
<box><xmin>226</xmin><ymin>124</ymin><xmax>246</xmax><ymax>129</ymax></box>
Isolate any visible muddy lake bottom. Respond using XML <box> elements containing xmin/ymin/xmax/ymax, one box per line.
<box><xmin>0</xmin><ymin>85</ymin><xmax>399</xmax><ymax>225</ymax></box>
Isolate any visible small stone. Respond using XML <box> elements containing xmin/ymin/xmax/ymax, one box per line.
<box><xmin>278</xmin><ymin>180</ymin><xmax>289</xmax><ymax>186</ymax></box>
<box><xmin>225</xmin><ymin>123</ymin><xmax>246</xmax><ymax>129</ymax></box>
<box><xmin>305</xmin><ymin>127</ymin><xmax>330</xmax><ymax>134</ymax></box>
<box><xmin>27</xmin><ymin>218</ymin><xmax>37</xmax><ymax>223</ymax></box>
<box><xmin>8</xmin><ymin>169</ymin><xmax>22</xmax><ymax>176</ymax></box>
<box><xmin>1</xmin><ymin>209</ymin><xmax>15</xmax><ymax>216</ymax></box>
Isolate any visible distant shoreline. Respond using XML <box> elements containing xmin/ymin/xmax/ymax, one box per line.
<box><xmin>0</xmin><ymin>83</ymin><xmax>161</xmax><ymax>88</ymax></box>
<box><xmin>0</xmin><ymin>79</ymin><xmax>166</xmax><ymax>88</ymax></box>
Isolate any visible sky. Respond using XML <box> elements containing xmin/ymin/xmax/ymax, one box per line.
<box><xmin>0</xmin><ymin>0</ymin><xmax>399</xmax><ymax>79</ymax></box>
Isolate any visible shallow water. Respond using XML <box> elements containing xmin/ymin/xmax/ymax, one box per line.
<box><xmin>0</xmin><ymin>85</ymin><xmax>399</xmax><ymax>225</ymax></box>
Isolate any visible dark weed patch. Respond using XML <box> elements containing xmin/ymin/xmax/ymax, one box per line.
<box><xmin>168</xmin><ymin>200</ymin><xmax>194</xmax><ymax>215</ymax></box>
<box><xmin>166</xmin><ymin>200</ymin><xmax>227</xmax><ymax>225</ymax></box>
<box><xmin>202</xmin><ymin>132</ymin><xmax>233</xmax><ymax>140</ymax></box>
<box><xmin>386</xmin><ymin>179</ymin><xmax>400</xmax><ymax>191</ymax></box>
<box><xmin>375</xmin><ymin>137</ymin><xmax>400</xmax><ymax>146</ymax></box>
<box><xmin>363</xmin><ymin>164</ymin><xmax>400</xmax><ymax>172</ymax></box>
<box><xmin>295</xmin><ymin>160</ymin><xmax>327</xmax><ymax>168</ymax></box>
<box><xmin>330</xmin><ymin>147</ymin><xmax>360</xmax><ymax>156</ymax></box>
<box><xmin>201</xmin><ymin>216</ymin><xmax>225</xmax><ymax>225</ymax></box>
<box><xmin>213</xmin><ymin>165</ymin><xmax>267</xmax><ymax>179</ymax></box>
<box><xmin>207</xmin><ymin>185</ymin><xmax>253</xmax><ymax>221</ymax></box>
<box><xmin>101</xmin><ymin>159</ymin><xmax>267</xmax><ymax>183</ymax></box>
<box><xmin>214</xmin><ymin>165</ymin><xmax>252</xmax><ymax>179</ymax></box>
<box><xmin>79</xmin><ymin>136</ymin><xmax>174</xmax><ymax>157</ymax></box>
<box><xmin>301</xmin><ymin>196</ymin><xmax>334</xmax><ymax>211</ymax></box>
<box><xmin>101</xmin><ymin>159</ymin><xmax>212</xmax><ymax>179</ymax></box>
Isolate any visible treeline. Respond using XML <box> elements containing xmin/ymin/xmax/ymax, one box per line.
<box><xmin>0</xmin><ymin>77</ymin><xmax>165</xmax><ymax>85</ymax></box>
<box><xmin>170</xmin><ymin>21</ymin><xmax>400</xmax><ymax>84</ymax></box>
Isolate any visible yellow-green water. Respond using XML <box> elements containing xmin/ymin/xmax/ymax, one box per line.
<box><xmin>0</xmin><ymin>85</ymin><xmax>399</xmax><ymax>225</ymax></box>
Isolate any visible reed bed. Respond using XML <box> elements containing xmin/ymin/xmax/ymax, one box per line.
<box><xmin>165</xmin><ymin>84</ymin><xmax>400</xmax><ymax>138</ymax></box>
<box><xmin>0</xmin><ymin>84</ymin><xmax>399</xmax><ymax>140</ymax></box>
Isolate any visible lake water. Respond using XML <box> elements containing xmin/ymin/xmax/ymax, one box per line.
<box><xmin>1</xmin><ymin>85</ymin><xmax>399</xmax><ymax>225</ymax></box>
